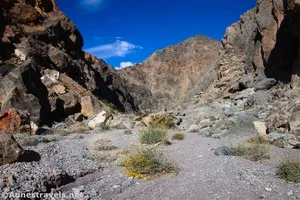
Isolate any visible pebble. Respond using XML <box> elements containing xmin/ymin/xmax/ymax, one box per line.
<box><xmin>265</xmin><ymin>187</ymin><xmax>272</xmax><ymax>192</ymax></box>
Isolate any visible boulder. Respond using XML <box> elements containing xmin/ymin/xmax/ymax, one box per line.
<box><xmin>288</xmin><ymin>105</ymin><xmax>300</xmax><ymax>132</ymax></box>
<box><xmin>0</xmin><ymin>109</ymin><xmax>21</xmax><ymax>134</ymax></box>
<box><xmin>268</xmin><ymin>132</ymin><xmax>300</xmax><ymax>149</ymax></box>
<box><xmin>51</xmin><ymin>84</ymin><xmax>66</xmax><ymax>95</ymax></box>
<box><xmin>41</xmin><ymin>69</ymin><xmax>60</xmax><ymax>87</ymax></box>
<box><xmin>198</xmin><ymin>119</ymin><xmax>212</xmax><ymax>130</ymax></box>
<box><xmin>0</xmin><ymin>133</ymin><xmax>24</xmax><ymax>165</ymax></box>
<box><xmin>87</xmin><ymin>111</ymin><xmax>112</xmax><ymax>129</ymax></box>
<box><xmin>80</xmin><ymin>95</ymin><xmax>102</xmax><ymax>117</ymax></box>
<box><xmin>253</xmin><ymin>121</ymin><xmax>267</xmax><ymax>136</ymax></box>
<box><xmin>188</xmin><ymin>124</ymin><xmax>199</xmax><ymax>133</ymax></box>
<box><xmin>254</xmin><ymin>78</ymin><xmax>277</xmax><ymax>90</ymax></box>
<box><xmin>142</xmin><ymin>113</ymin><xmax>176</xmax><ymax>129</ymax></box>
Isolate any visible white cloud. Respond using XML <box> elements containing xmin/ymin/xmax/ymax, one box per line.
<box><xmin>85</xmin><ymin>39</ymin><xmax>142</xmax><ymax>59</ymax></box>
<box><xmin>80</xmin><ymin>0</ymin><xmax>103</xmax><ymax>10</ymax></box>
<box><xmin>115</xmin><ymin>62</ymin><xmax>135</xmax><ymax>70</ymax></box>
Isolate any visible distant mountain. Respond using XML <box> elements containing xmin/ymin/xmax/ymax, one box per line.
<box><xmin>118</xmin><ymin>35</ymin><xmax>221</xmax><ymax>111</ymax></box>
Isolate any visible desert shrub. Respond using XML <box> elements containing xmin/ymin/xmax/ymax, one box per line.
<box><xmin>91</xmin><ymin>138</ymin><xmax>118</xmax><ymax>151</ymax></box>
<box><xmin>124</xmin><ymin>129</ymin><xmax>133</xmax><ymax>135</ymax></box>
<box><xmin>247</xmin><ymin>135</ymin><xmax>270</xmax><ymax>145</ymax></box>
<box><xmin>69</xmin><ymin>123</ymin><xmax>90</xmax><ymax>133</ymax></box>
<box><xmin>171</xmin><ymin>133</ymin><xmax>185</xmax><ymax>141</ymax></box>
<box><xmin>100</xmin><ymin>124</ymin><xmax>110</xmax><ymax>131</ymax></box>
<box><xmin>139</xmin><ymin>128</ymin><xmax>168</xmax><ymax>144</ymax></box>
<box><xmin>277</xmin><ymin>160</ymin><xmax>300</xmax><ymax>183</ymax></box>
<box><xmin>232</xmin><ymin>143</ymin><xmax>270</xmax><ymax>162</ymax></box>
<box><xmin>90</xmin><ymin>137</ymin><xmax>120</xmax><ymax>162</ymax></box>
<box><xmin>120</xmin><ymin>147</ymin><xmax>177</xmax><ymax>179</ymax></box>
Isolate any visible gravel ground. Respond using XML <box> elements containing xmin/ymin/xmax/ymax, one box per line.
<box><xmin>0</xmin><ymin>129</ymin><xmax>299</xmax><ymax>200</ymax></box>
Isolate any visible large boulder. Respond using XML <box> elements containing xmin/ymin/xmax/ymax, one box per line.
<box><xmin>142</xmin><ymin>113</ymin><xmax>176</xmax><ymax>129</ymax></box>
<box><xmin>0</xmin><ymin>133</ymin><xmax>24</xmax><ymax>165</ymax></box>
<box><xmin>87</xmin><ymin>111</ymin><xmax>113</xmax><ymax>129</ymax></box>
<box><xmin>80</xmin><ymin>95</ymin><xmax>103</xmax><ymax>117</ymax></box>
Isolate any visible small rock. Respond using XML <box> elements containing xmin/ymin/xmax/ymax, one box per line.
<box><xmin>265</xmin><ymin>187</ymin><xmax>272</xmax><ymax>192</ymax></box>
<box><xmin>188</xmin><ymin>124</ymin><xmax>199</xmax><ymax>133</ymax></box>
<box><xmin>199</xmin><ymin>119</ymin><xmax>212</xmax><ymax>130</ymax></box>
<box><xmin>113</xmin><ymin>185</ymin><xmax>121</xmax><ymax>189</ymax></box>
<box><xmin>288</xmin><ymin>190</ymin><xmax>294</xmax><ymax>196</ymax></box>
<box><xmin>214</xmin><ymin>146</ymin><xmax>234</xmax><ymax>156</ymax></box>
<box><xmin>253</xmin><ymin>121</ymin><xmax>267</xmax><ymax>136</ymax></box>
<box><xmin>51</xmin><ymin>84</ymin><xmax>66</xmax><ymax>95</ymax></box>
<box><xmin>122</xmin><ymin>179</ymin><xmax>134</xmax><ymax>187</ymax></box>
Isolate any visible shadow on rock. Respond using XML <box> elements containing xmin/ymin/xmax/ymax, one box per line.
<box><xmin>19</xmin><ymin>150</ymin><xmax>41</xmax><ymax>162</ymax></box>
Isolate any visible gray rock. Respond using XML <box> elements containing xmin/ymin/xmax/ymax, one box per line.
<box><xmin>239</xmin><ymin>73</ymin><xmax>255</xmax><ymax>88</ymax></box>
<box><xmin>235</xmin><ymin>88</ymin><xmax>256</xmax><ymax>100</ymax></box>
<box><xmin>198</xmin><ymin>119</ymin><xmax>212</xmax><ymax>130</ymax></box>
<box><xmin>255</xmin><ymin>78</ymin><xmax>277</xmax><ymax>90</ymax></box>
<box><xmin>247</xmin><ymin>90</ymin><xmax>271</xmax><ymax>106</ymax></box>
<box><xmin>188</xmin><ymin>124</ymin><xmax>199</xmax><ymax>133</ymax></box>
<box><xmin>214</xmin><ymin>146</ymin><xmax>234</xmax><ymax>156</ymax></box>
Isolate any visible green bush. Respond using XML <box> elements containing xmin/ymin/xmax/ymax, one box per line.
<box><xmin>121</xmin><ymin>147</ymin><xmax>177</xmax><ymax>179</ymax></box>
<box><xmin>172</xmin><ymin>133</ymin><xmax>185</xmax><ymax>141</ymax></box>
<box><xmin>232</xmin><ymin>143</ymin><xmax>270</xmax><ymax>162</ymax></box>
<box><xmin>139</xmin><ymin>128</ymin><xmax>168</xmax><ymax>144</ymax></box>
<box><xmin>277</xmin><ymin>160</ymin><xmax>300</xmax><ymax>183</ymax></box>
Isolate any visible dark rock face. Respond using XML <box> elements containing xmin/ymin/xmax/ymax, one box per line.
<box><xmin>0</xmin><ymin>0</ymin><xmax>139</xmax><ymax>133</ymax></box>
<box><xmin>216</xmin><ymin>0</ymin><xmax>300</xmax><ymax>91</ymax></box>
<box><xmin>206</xmin><ymin>0</ymin><xmax>300</xmax><ymax>136</ymax></box>
<box><xmin>0</xmin><ymin>61</ymin><xmax>51</xmax><ymax>126</ymax></box>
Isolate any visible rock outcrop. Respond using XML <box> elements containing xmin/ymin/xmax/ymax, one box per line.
<box><xmin>0</xmin><ymin>0</ymin><xmax>138</xmax><ymax>133</ymax></box>
<box><xmin>202</xmin><ymin>0</ymin><xmax>300</xmax><ymax>139</ymax></box>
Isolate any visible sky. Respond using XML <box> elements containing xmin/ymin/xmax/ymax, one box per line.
<box><xmin>56</xmin><ymin>0</ymin><xmax>256</xmax><ymax>69</ymax></box>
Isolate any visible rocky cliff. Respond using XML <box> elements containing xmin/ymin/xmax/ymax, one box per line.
<box><xmin>203</xmin><ymin>0</ymin><xmax>300</xmax><ymax>136</ymax></box>
<box><xmin>0</xmin><ymin>0</ymin><xmax>138</xmax><ymax>132</ymax></box>
<box><xmin>214</xmin><ymin>0</ymin><xmax>300</xmax><ymax>91</ymax></box>
<box><xmin>118</xmin><ymin>35</ymin><xmax>221</xmax><ymax>111</ymax></box>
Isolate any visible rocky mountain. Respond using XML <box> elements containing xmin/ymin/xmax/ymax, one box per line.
<box><xmin>118</xmin><ymin>35</ymin><xmax>221</xmax><ymax>111</ymax></box>
<box><xmin>0</xmin><ymin>0</ymin><xmax>139</xmax><ymax>132</ymax></box>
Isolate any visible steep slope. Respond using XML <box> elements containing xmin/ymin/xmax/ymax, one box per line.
<box><xmin>0</xmin><ymin>0</ymin><xmax>138</xmax><ymax>132</ymax></box>
<box><xmin>118</xmin><ymin>35</ymin><xmax>221</xmax><ymax>111</ymax></box>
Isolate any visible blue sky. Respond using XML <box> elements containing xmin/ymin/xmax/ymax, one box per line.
<box><xmin>56</xmin><ymin>0</ymin><xmax>256</xmax><ymax>69</ymax></box>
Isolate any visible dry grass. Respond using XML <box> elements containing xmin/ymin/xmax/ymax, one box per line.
<box><xmin>69</xmin><ymin>123</ymin><xmax>90</xmax><ymax>133</ymax></box>
<box><xmin>171</xmin><ymin>133</ymin><xmax>185</xmax><ymax>141</ymax></box>
<box><xmin>277</xmin><ymin>159</ymin><xmax>300</xmax><ymax>183</ymax></box>
<box><xmin>90</xmin><ymin>136</ymin><xmax>121</xmax><ymax>162</ymax></box>
<box><xmin>120</xmin><ymin>147</ymin><xmax>178</xmax><ymax>179</ymax></box>
<box><xmin>139</xmin><ymin>128</ymin><xmax>168</xmax><ymax>145</ymax></box>
<box><xmin>247</xmin><ymin>135</ymin><xmax>270</xmax><ymax>145</ymax></box>
<box><xmin>232</xmin><ymin>143</ymin><xmax>270</xmax><ymax>162</ymax></box>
